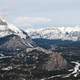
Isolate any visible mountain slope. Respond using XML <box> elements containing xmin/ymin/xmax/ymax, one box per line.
<box><xmin>0</xmin><ymin>17</ymin><xmax>35</xmax><ymax>55</ymax></box>
<box><xmin>0</xmin><ymin>17</ymin><xmax>27</xmax><ymax>39</ymax></box>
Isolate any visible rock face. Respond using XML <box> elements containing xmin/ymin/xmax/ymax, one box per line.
<box><xmin>0</xmin><ymin>35</ymin><xmax>32</xmax><ymax>50</ymax></box>
<box><xmin>42</xmin><ymin>52</ymin><xmax>67</xmax><ymax>71</ymax></box>
<box><xmin>25</xmin><ymin>47</ymin><xmax>68</xmax><ymax>71</ymax></box>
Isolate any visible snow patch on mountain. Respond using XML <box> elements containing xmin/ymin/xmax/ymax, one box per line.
<box><xmin>0</xmin><ymin>17</ymin><xmax>26</xmax><ymax>39</ymax></box>
<box><xmin>64</xmin><ymin>61</ymin><xmax>80</xmax><ymax>78</ymax></box>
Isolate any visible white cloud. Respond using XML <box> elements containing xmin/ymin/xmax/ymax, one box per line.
<box><xmin>15</xmin><ymin>16</ymin><xmax>51</xmax><ymax>24</ymax></box>
<box><xmin>13</xmin><ymin>16</ymin><xmax>52</xmax><ymax>31</ymax></box>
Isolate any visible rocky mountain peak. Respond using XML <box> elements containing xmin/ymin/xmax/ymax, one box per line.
<box><xmin>0</xmin><ymin>17</ymin><xmax>36</xmax><ymax>54</ymax></box>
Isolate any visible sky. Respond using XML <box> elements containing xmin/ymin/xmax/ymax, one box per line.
<box><xmin>0</xmin><ymin>0</ymin><xmax>80</xmax><ymax>29</ymax></box>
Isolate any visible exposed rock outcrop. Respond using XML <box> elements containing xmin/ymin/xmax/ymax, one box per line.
<box><xmin>25</xmin><ymin>47</ymin><xmax>68</xmax><ymax>71</ymax></box>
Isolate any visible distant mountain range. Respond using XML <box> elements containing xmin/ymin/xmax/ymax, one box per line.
<box><xmin>29</xmin><ymin>26</ymin><xmax>80</xmax><ymax>41</ymax></box>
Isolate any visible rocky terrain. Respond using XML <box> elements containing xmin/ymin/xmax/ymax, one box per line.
<box><xmin>0</xmin><ymin>47</ymin><xmax>69</xmax><ymax>80</ymax></box>
<box><xmin>0</xmin><ymin>47</ymin><xmax>80</xmax><ymax>80</ymax></box>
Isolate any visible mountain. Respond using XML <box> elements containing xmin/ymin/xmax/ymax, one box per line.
<box><xmin>0</xmin><ymin>17</ymin><xmax>35</xmax><ymax>55</ymax></box>
<box><xmin>0</xmin><ymin>17</ymin><xmax>68</xmax><ymax>70</ymax></box>
<box><xmin>25</xmin><ymin>47</ymin><xmax>68</xmax><ymax>71</ymax></box>
<box><xmin>0</xmin><ymin>18</ymin><xmax>79</xmax><ymax>79</ymax></box>
<box><xmin>29</xmin><ymin>26</ymin><xmax>80</xmax><ymax>41</ymax></box>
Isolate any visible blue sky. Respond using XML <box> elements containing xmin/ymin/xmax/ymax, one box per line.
<box><xmin>0</xmin><ymin>0</ymin><xmax>80</xmax><ymax>29</ymax></box>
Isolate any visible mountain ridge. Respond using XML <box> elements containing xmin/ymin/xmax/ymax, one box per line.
<box><xmin>29</xmin><ymin>26</ymin><xmax>80</xmax><ymax>41</ymax></box>
<box><xmin>0</xmin><ymin>17</ymin><xmax>36</xmax><ymax>55</ymax></box>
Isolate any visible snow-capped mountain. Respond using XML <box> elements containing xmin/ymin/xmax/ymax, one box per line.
<box><xmin>0</xmin><ymin>17</ymin><xmax>27</xmax><ymax>39</ymax></box>
<box><xmin>29</xmin><ymin>26</ymin><xmax>80</xmax><ymax>41</ymax></box>
<box><xmin>0</xmin><ymin>17</ymin><xmax>36</xmax><ymax>54</ymax></box>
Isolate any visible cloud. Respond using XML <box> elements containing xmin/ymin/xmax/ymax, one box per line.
<box><xmin>13</xmin><ymin>16</ymin><xmax>52</xmax><ymax>31</ymax></box>
<box><xmin>13</xmin><ymin>16</ymin><xmax>52</xmax><ymax>30</ymax></box>
<box><xmin>15</xmin><ymin>16</ymin><xmax>51</xmax><ymax>24</ymax></box>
